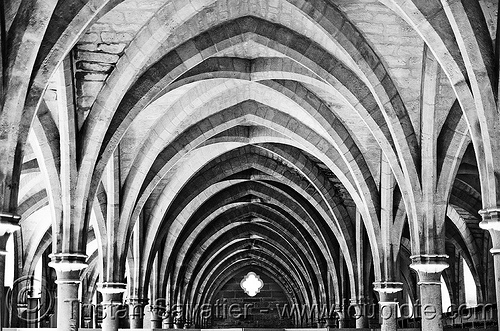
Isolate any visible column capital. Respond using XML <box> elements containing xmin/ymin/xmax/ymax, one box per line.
<box><xmin>97</xmin><ymin>282</ymin><xmax>127</xmax><ymax>294</ymax></box>
<box><xmin>349</xmin><ymin>297</ymin><xmax>367</xmax><ymax>305</ymax></box>
<box><xmin>49</xmin><ymin>253</ymin><xmax>87</xmax><ymax>283</ymax></box>
<box><xmin>410</xmin><ymin>254</ymin><xmax>448</xmax><ymax>274</ymax></box>
<box><xmin>479</xmin><ymin>208</ymin><xmax>500</xmax><ymax>231</ymax></box>
<box><xmin>373</xmin><ymin>281</ymin><xmax>403</xmax><ymax>294</ymax></box>
<box><xmin>0</xmin><ymin>211</ymin><xmax>21</xmax><ymax>237</ymax></box>
<box><xmin>49</xmin><ymin>253</ymin><xmax>88</xmax><ymax>271</ymax></box>
<box><xmin>128</xmin><ymin>297</ymin><xmax>149</xmax><ymax>305</ymax></box>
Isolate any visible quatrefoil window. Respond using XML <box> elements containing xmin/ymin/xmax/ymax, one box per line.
<box><xmin>240</xmin><ymin>272</ymin><xmax>264</xmax><ymax>297</ymax></box>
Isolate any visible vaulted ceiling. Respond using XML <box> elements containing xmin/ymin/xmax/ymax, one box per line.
<box><xmin>5</xmin><ymin>0</ymin><xmax>499</xmax><ymax>314</ymax></box>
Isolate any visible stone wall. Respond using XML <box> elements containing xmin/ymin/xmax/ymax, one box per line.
<box><xmin>210</xmin><ymin>270</ymin><xmax>293</xmax><ymax>328</ymax></box>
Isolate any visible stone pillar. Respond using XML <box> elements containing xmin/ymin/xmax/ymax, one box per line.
<box><xmin>129</xmin><ymin>297</ymin><xmax>148</xmax><ymax>328</ymax></box>
<box><xmin>98</xmin><ymin>283</ymin><xmax>126</xmax><ymax>331</ymax></box>
<box><xmin>490</xmin><ymin>248</ymin><xmax>500</xmax><ymax>323</ymax></box>
<box><xmin>150</xmin><ymin>305</ymin><xmax>163</xmax><ymax>329</ymax></box>
<box><xmin>374</xmin><ymin>282</ymin><xmax>402</xmax><ymax>331</ymax></box>
<box><xmin>324</xmin><ymin>316</ymin><xmax>336</xmax><ymax>328</ymax></box>
<box><xmin>27</xmin><ymin>296</ymin><xmax>40</xmax><ymax>328</ymax></box>
<box><xmin>334</xmin><ymin>304</ymin><xmax>345</xmax><ymax>328</ymax></box>
<box><xmin>0</xmin><ymin>212</ymin><xmax>21</xmax><ymax>330</ymax></box>
<box><xmin>0</xmin><ymin>238</ymin><xmax>7</xmax><ymax>330</ymax></box>
<box><xmin>15</xmin><ymin>304</ymin><xmax>27</xmax><ymax>327</ymax></box>
<box><xmin>81</xmin><ymin>300</ymin><xmax>94</xmax><ymax>328</ymax></box>
<box><xmin>163</xmin><ymin>314</ymin><xmax>173</xmax><ymax>329</ymax></box>
<box><xmin>479</xmin><ymin>208</ymin><xmax>500</xmax><ymax>326</ymax></box>
<box><xmin>410</xmin><ymin>255</ymin><xmax>448</xmax><ymax>331</ymax></box>
<box><xmin>350</xmin><ymin>298</ymin><xmax>368</xmax><ymax>328</ymax></box>
<box><xmin>49</xmin><ymin>253</ymin><xmax>88</xmax><ymax>331</ymax></box>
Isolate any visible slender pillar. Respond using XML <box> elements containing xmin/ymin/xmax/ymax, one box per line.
<box><xmin>378</xmin><ymin>155</ymin><xmax>401</xmax><ymax>330</ymax></box>
<box><xmin>410</xmin><ymin>255</ymin><xmax>448</xmax><ymax>331</ymax></box>
<box><xmin>81</xmin><ymin>300</ymin><xmax>94</xmax><ymax>328</ymax></box>
<box><xmin>27</xmin><ymin>296</ymin><xmax>40</xmax><ymax>328</ymax></box>
<box><xmin>350</xmin><ymin>298</ymin><xmax>368</xmax><ymax>328</ymax></box>
<box><xmin>163</xmin><ymin>314</ymin><xmax>173</xmax><ymax>329</ymax></box>
<box><xmin>353</xmin><ymin>210</ymin><xmax>368</xmax><ymax>329</ymax></box>
<box><xmin>150</xmin><ymin>253</ymin><xmax>163</xmax><ymax>329</ymax></box>
<box><xmin>129</xmin><ymin>217</ymin><xmax>146</xmax><ymax>328</ymax></box>
<box><xmin>0</xmin><ymin>212</ymin><xmax>21</xmax><ymax>330</ymax></box>
<box><xmin>479</xmin><ymin>208</ymin><xmax>500</xmax><ymax>326</ymax></box>
<box><xmin>0</xmin><ymin>236</ymin><xmax>8</xmax><ymax>329</ymax></box>
<box><xmin>129</xmin><ymin>297</ymin><xmax>148</xmax><ymax>328</ymax></box>
<box><xmin>49</xmin><ymin>253</ymin><xmax>87</xmax><ymax>331</ymax></box>
<box><xmin>334</xmin><ymin>304</ymin><xmax>345</xmax><ymax>328</ymax></box>
<box><xmin>324</xmin><ymin>316</ymin><xmax>336</xmax><ymax>328</ymax></box>
<box><xmin>150</xmin><ymin>304</ymin><xmax>163</xmax><ymax>329</ymax></box>
<box><xmin>98</xmin><ymin>283</ymin><xmax>126</xmax><ymax>331</ymax></box>
<box><xmin>374</xmin><ymin>282</ymin><xmax>402</xmax><ymax>331</ymax></box>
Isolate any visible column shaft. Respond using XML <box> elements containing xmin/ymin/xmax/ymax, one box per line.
<box><xmin>98</xmin><ymin>282</ymin><xmax>126</xmax><ymax>331</ymax></box>
<box><xmin>355</xmin><ymin>306</ymin><xmax>368</xmax><ymax>328</ymax></box>
<box><xmin>129</xmin><ymin>298</ymin><xmax>147</xmax><ymax>328</ymax></box>
<box><xmin>0</xmin><ymin>213</ymin><xmax>21</xmax><ymax>330</ymax></box>
<box><xmin>27</xmin><ymin>297</ymin><xmax>39</xmax><ymax>328</ymax></box>
<box><xmin>335</xmin><ymin>304</ymin><xmax>345</xmax><ymax>328</ymax></box>
<box><xmin>350</xmin><ymin>299</ymin><xmax>368</xmax><ymax>328</ymax></box>
<box><xmin>163</xmin><ymin>315</ymin><xmax>173</xmax><ymax>329</ymax></box>
<box><xmin>56</xmin><ymin>276</ymin><xmax>81</xmax><ymax>331</ymax></box>
<box><xmin>374</xmin><ymin>282</ymin><xmax>402</xmax><ymax>331</ymax></box>
<box><xmin>0</xmin><ymin>247</ymin><xmax>5</xmax><ymax>329</ymax></box>
<box><xmin>410</xmin><ymin>255</ymin><xmax>448</xmax><ymax>331</ymax></box>
<box><xmin>49</xmin><ymin>253</ymin><xmax>88</xmax><ymax>331</ymax></box>
<box><xmin>479</xmin><ymin>209</ymin><xmax>500</xmax><ymax>326</ymax></box>
<box><xmin>379</xmin><ymin>292</ymin><xmax>398</xmax><ymax>331</ymax></box>
<box><xmin>150</xmin><ymin>308</ymin><xmax>162</xmax><ymax>329</ymax></box>
<box><xmin>491</xmin><ymin>251</ymin><xmax>500</xmax><ymax>326</ymax></box>
<box><xmin>101</xmin><ymin>292</ymin><xmax>124</xmax><ymax>331</ymax></box>
<box><xmin>418</xmin><ymin>276</ymin><xmax>443</xmax><ymax>331</ymax></box>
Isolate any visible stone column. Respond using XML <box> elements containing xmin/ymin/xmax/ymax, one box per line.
<box><xmin>98</xmin><ymin>283</ymin><xmax>126</xmax><ymax>331</ymax></box>
<box><xmin>334</xmin><ymin>304</ymin><xmax>345</xmax><ymax>328</ymax></box>
<box><xmin>0</xmin><ymin>237</ymin><xmax>8</xmax><ymax>330</ymax></box>
<box><xmin>479</xmin><ymin>208</ymin><xmax>500</xmax><ymax>326</ymax></box>
<box><xmin>0</xmin><ymin>212</ymin><xmax>21</xmax><ymax>330</ymax></box>
<box><xmin>49</xmin><ymin>253</ymin><xmax>88</xmax><ymax>331</ymax></box>
<box><xmin>27</xmin><ymin>295</ymin><xmax>40</xmax><ymax>328</ymax></box>
<box><xmin>81</xmin><ymin>300</ymin><xmax>94</xmax><ymax>328</ymax></box>
<box><xmin>350</xmin><ymin>298</ymin><xmax>368</xmax><ymax>328</ymax></box>
<box><xmin>163</xmin><ymin>314</ymin><xmax>174</xmax><ymax>329</ymax></box>
<box><xmin>150</xmin><ymin>305</ymin><xmax>163</xmax><ymax>329</ymax></box>
<box><xmin>324</xmin><ymin>316</ymin><xmax>336</xmax><ymax>328</ymax></box>
<box><xmin>374</xmin><ymin>282</ymin><xmax>402</xmax><ymax>331</ymax></box>
<box><xmin>410</xmin><ymin>255</ymin><xmax>448</xmax><ymax>331</ymax></box>
<box><xmin>129</xmin><ymin>297</ymin><xmax>148</xmax><ymax>328</ymax></box>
